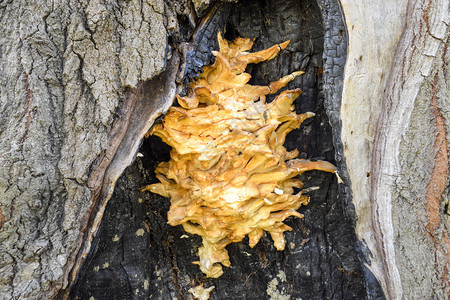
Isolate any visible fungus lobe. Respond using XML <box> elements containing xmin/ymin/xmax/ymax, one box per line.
<box><xmin>142</xmin><ymin>33</ymin><xmax>336</xmax><ymax>278</ymax></box>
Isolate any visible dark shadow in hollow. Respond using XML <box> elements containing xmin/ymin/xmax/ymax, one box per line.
<box><xmin>70</xmin><ymin>0</ymin><xmax>384</xmax><ymax>299</ymax></box>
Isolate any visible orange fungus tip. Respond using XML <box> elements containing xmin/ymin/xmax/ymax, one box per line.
<box><xmin>142</xmin><ymin>33</ymin><xmax>336</xmax><ymax>278</ymax></box>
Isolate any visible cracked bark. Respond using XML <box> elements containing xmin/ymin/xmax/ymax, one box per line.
<box><xmin>370</xmin><ymin>0</ymin><xmax>449</xmax><ymax>298</ymax></box>
<box><xmin>0</xmin><ymin>0</ymin><xmax>448</xmax><ymax>299</ymax></box>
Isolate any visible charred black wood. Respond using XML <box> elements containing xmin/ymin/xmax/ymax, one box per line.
<box><xmin>70</xmin><ymin>1</ymin><xmax>384</xmax><ymax>299</ymax></box>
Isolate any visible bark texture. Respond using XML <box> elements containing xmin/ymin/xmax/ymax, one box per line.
<box><xmin>340</xmin><ymin>0</ymin><xmax>449</xmax><ymax>298</ymax></box>
<box><xmin>0</xmin><ymin>0</ymin><xmax>448</xmax><ymax>299</ymax></box>
<box><xmin>371</xmin><ymin>0</ymin><xmax>449</xmax><ymax>298</ymax></box>
<box><xmin>0</xmin><ymin>0</ymin><xmax>171</xmax><ymax>298</ymax></box>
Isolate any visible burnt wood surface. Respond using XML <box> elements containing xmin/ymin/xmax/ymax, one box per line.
<box><xmin>70</xmin><ymin>0</ymin><xmax>384</xmax><ymax>299</ymax></box>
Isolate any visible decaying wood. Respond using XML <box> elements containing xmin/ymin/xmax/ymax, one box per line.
<box><xmin>71</xmin><ymin>1</ymin><xmax>381</xmax><ymax>299</ymax></box>
<box><xmin>0</xmin><ymin>0</ymin><xmax>448</xmax><ymax>298</ymax></box>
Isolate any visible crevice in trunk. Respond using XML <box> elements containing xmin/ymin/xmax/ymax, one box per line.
<box><xmin>68</xmin><ymin>0</ymin><xmax>384</xmax><ymax>299</ymax></box>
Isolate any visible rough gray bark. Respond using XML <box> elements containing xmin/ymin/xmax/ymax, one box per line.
<box><xmin>0</xmin><ymin>0</ymin><xmax>448</xmax><ymax>299</ymax></box>
<box><xmin>0</xmin><ymin>0</ymin><xmax>170</xmax><ymax>298</ymax></box>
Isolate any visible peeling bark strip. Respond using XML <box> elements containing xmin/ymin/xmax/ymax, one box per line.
<box><xmin>371</xmin><ymin>0</ymin><xmax>449</xmax><ymax>298</ymax></box>
<box><xmin>427</xmin><ymin>70</ymin><xmax>450</xmax><ymax>291</ymax></box>
<box><xmin>21</xmin><ymin>70</ymin><xmax>32</xmax><ymax>143</ymax></box>
<box><xmin>0</xmin><ymin>208</ymin><xmax>4</xmax><ymax>229</ymax></box>
<box><xmin>427</xmin><ymin>72</ymin><xmax>448</xmax><ymax>232</ymax></box>
<box><xmin>18</xmin><ymin>40</ymin><xmax>33</xmax><ymax>143</ymax></box>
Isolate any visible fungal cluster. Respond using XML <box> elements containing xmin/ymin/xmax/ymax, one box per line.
<box><xmin>142</xmin><ymin>33</ymin><xmax>336</xmax><ymax>278</ymax></box>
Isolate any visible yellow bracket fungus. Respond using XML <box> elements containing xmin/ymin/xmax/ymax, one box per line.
<box><xmin>142</xmin><ymin>33</ymin><xmax>337</xmax><ymax>278</ymax></box>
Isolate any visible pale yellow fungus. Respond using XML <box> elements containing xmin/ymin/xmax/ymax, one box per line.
<box><xmin>142</xmin><ymin>33</ymin><xmax>336</xmax><ymax>278</ymax></box>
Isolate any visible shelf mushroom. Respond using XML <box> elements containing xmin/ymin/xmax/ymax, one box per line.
<box><xmin>142</xmin><ymin>33</ymin><xmax>337</xmax><ymax>278</ymax></box>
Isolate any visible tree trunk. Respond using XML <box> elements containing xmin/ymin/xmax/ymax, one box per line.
<box><xmin>0</xmin><ymin>0</ymin><xmax>447</xmax><ymax>299</ymax></box>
